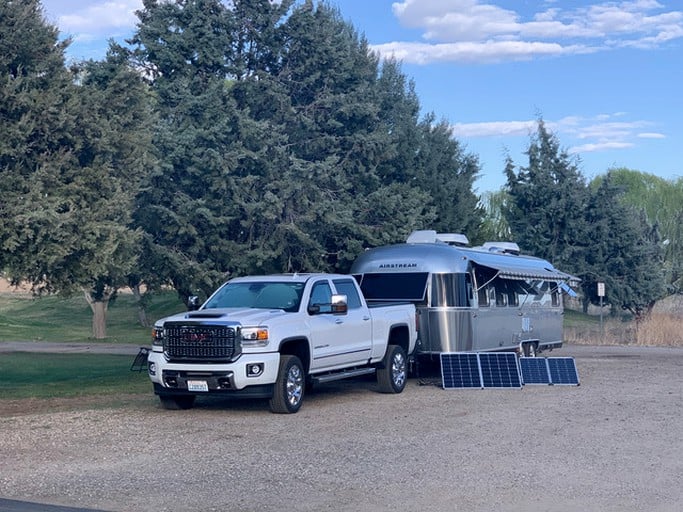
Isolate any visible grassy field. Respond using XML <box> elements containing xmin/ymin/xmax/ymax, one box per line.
<box><xmin>0</xmin><ymin>352</ymin><xmax>150</xmax><ymax>400</ymax></box>
<box><xmin>0</xmin><ymin>290</ymin><xmax>185</xmax><ymax>345</ymax></box>
<box><xmin>0</xmin><ymin>291</ymin><xmax>182</xmax><ymax>404</ymax></box>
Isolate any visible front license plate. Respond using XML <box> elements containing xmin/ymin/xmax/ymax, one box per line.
<box><xmin>187</xmin><ymin>380</ymin><xmax>209</xmax><ymax>392</ymax></box>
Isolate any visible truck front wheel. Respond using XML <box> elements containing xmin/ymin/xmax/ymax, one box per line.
<box><xmin>269</xmin><ymin>355</ymin><xmax>305</xmax><ymax>414</ymax></box>
<box><xmin>377</xmin><ymin>345</ymin><xmax>407</xmax><ymax>393</ymax></box>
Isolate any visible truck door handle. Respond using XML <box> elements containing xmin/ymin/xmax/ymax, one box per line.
<box><xmin>335</xmin><ymin>319</ymin><xmax>343</xmax><ymax>324</ymax></box>
<box><xmin>363</xmin><ymin>316</ymin><xmax>370</xmax><ymax>321</ymax></box>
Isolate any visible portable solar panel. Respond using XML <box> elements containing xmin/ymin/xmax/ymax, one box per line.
<box><xmin>440</xmin><ymin>353</ymin><xmax>482</xmax><ymax>389</ymax></box>
<box><xmin>547</xmin><ymin>357</ymin><xmax>580</xmax><ymax>385</ymax></box>
<box><xmin>441</xmin><ymin>352</ymin><xmax>522</xmax><ymax>389</ymax></box>
<box><xmin>478</xmin><ymin>352</ymin><xmax>522</xmax><ymax>388</ymax></box>
<box><xmin>519</xmin><ymin>357</ymin><xmax>580</xmax><ymax>386</ymax></box>
<box><xmin>519</xmin><ymin>357</ymin><xmax>552</xmax><ymax>385</ymax></box>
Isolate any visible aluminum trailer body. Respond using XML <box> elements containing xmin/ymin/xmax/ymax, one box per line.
<box><xmin>350</xmin><ymin>231</ymin><xmax>577</xmax><ymax>356</ymax></box>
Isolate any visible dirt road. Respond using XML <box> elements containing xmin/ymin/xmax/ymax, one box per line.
<box><xmin>0</xmin><ymin>344</ymin><xmax>681</xmax><ymax>512</ymax></box>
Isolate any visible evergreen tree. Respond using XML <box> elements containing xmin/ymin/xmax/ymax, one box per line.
<box><xmin>130</xmin><ymin>0</ymin><xmax>483</xmax><ymax>294</ymax></box>
<box><xmin>412</xmin><ymin>115</ymin><xmax>481</xmax><ymax>236</ymax></box>
<box><xmin>599</xmin><ymin>168</ymin><xmax>683</xmax><ymax>294</ymax></box>
<box><xmin>583</xmin><ymin>173</ymin><xmax>666</xmax><ymax>318</ymax></box>
<box><xmin>505</xmin><ymin>121</ymin><xmax>667</xmax><ymax>318</ymax></box>
<box><xmin>503</xmin><ymin>119</ymin><xmax>589</xmax><ymax>274</ymax></box>
<box><xmin>132</xmin><ymin>0</ymin><xmax>246</xmax><ymax>299</ymax></box>
<box><xmin>0</xmin><ymin>3</ymin><xmax>153</xmax><ymax>337</ymax></box>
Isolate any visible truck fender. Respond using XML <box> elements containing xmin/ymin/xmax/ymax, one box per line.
<box><xmin>278</xmin><ymin>337</ymin><xmax>311</xmax><ymax>373</ymax></box>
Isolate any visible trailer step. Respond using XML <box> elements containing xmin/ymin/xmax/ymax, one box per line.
<box><xmin>311</xmin><ymin>367</ymin><xmax>376</xmax><ymax>384</ymax></box>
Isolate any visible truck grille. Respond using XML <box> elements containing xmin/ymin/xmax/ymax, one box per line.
<box><xmin>164</xmin><ymin>323</ymin><xmax>238</xmax><ymax>362</ymax></box>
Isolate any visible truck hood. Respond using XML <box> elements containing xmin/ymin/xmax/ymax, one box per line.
<box><xmin>157</xmin><ymin>308</ymin><xmax>290</xmax><ymax>327</ymax></box>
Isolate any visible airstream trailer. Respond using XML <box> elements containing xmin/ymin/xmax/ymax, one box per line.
<box><xmin>350</xmin><ymin>230</ymin><xmax>577</xmax><ymax>357</ymax></box>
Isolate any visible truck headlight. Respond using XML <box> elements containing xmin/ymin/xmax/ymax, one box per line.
<box><xmin>240</xmin><ymin>327</ymin><xmax>269</xmax><ymax>347</ymax></box>
<box><xmin>152</xmin><ymin>326</ymin><xmax>164</xmax><ymax>346</ymax></box>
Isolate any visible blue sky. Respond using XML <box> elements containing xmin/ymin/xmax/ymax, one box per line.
<box><xmin>41</xmin><ymin>0</ymin><xmax>683</xmax><ymax>193</ymax></box>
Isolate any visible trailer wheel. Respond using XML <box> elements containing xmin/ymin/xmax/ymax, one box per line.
<box><xmin>522</xmin><ymin>342</ymin><xmax>537</xmax><ymax>357</ymax></box>
<box><xmin>159</xmin><ymin>394</ymin><xmax>196</xmax><ymax>410</ymax></box>
<box><xmin>269</xmin><ymin>355</ymin><xmax>305</xmax><ymax>414</ymax></box>
<box><xmin>377</xmin><ymin>345</ymin><xmax>407</xmax><ymax>393</ymax></box>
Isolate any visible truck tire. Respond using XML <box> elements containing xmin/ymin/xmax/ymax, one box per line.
<box><xmin>269</xmin><ymin>355</ymin><xmax>305</xmax><ymax>414</ymax></box>
<box><xmin>377</xmin><ymin>345</ymin><xmax>407</xmax><ymax>394</ymax></box>
<box><xmin>159</xmin><ymin>394</ymin><xmax>196</xmax><ymax>410</ymax></box>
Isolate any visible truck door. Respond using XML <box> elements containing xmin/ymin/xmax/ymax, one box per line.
<box><xmin>307</xmin><ymin>279</ymin><xmax>369</xmax><ymax>371</ymax></box>
<box><xmin>332</xmin><ymin>278</ymin><xmax>373</xmax><ymax>362</ymax></box>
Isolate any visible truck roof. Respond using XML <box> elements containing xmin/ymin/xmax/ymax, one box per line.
<box><xmin>228</xmin><ymin>273</ymin><xmax>351</xmax><ymax>284</ymax></box>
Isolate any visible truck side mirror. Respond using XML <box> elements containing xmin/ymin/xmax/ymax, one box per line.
<box><xmin>331</xmin><ymin>294</ymin><xmax>348</xmax><ymax>315</ymax></box>
<box><xmin>187</xmin><ymin>295</ymin><xmax>201</xmax><ymax>311</ymax></box>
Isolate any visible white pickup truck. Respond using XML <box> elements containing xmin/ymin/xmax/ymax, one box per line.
<box><xmin>146</xmin><ymin>273</ymin><xmax>417</xmax><ymax>413</ymax></box>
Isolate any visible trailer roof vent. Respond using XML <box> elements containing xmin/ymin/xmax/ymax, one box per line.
<box><xmin>481</xmin><ymin>242</ymin><xmax>520</xmax><ymax>255</ymax></box>
<box><xmin>436</xmin><ymin>233</ymin><xmax>470</xmax><ymax>246</ymax></box>
<box><xmin>406</xmin><ymin>230</ymin><xmax>438</xmax><ymax>244</ymax></box>
<box><xmin>406</xmin><ymin>230</ymin><xmax>469</xmax><ymax>246</ymax></box>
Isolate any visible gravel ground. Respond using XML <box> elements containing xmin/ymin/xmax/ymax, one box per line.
<box><xmin>0</xmin><ymin>344</ymin><xmax>681</xmax><ymax>512</ymax></box>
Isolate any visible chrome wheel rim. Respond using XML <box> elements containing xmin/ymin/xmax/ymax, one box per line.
<box><xmin>391</xmin><ymin>352</ymin><xmax>406</xmax><ymax>388</ymax></box>
<box><xmin>286</xmin><ymin>364</ymin><xmax>304</xmax><ymax>406</ymax></box>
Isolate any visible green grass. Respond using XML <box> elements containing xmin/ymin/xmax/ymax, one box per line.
<box><xmin>0</xmin><ymin>290</ymin><xmax>185</xmax><ymax>344</ymax></box>
<box><xmin>0</xmin><ymin>291</ymin><xmax>183</xmax><ymax>403</ymax></box>
<box><xmin>0</xmin><ymin>352</ymin><xmax>151</xmax><ymax>399</ymax></box>
<box><xmin>563</xmin><ymin>308</ymin><xmax>601</xmax><ymax>328</ymax></box>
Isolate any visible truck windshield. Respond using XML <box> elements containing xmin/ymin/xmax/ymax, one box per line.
<box><xmin>204</xmin><ymin>282</ymin><xmax>305</xmax><ymax>312</ymax></box>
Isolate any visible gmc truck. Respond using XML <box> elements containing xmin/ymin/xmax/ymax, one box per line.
<box><xmin>147</xmin><ymin>273</ymin><xmax>417</xmax><ymax>413</ymax></box>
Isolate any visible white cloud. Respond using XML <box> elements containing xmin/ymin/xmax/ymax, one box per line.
<box><xmin>451</xmin><ymin>113</ymin><xmax>662</xmax><ymax>157</ymax></box>
<box><xmin>450</xmin><ymin>120</ymin><xmax>537</xmax><ymax>137</ymax></box>
<box><xmin>569</xmin><ymin>141</ymin><xmax>634</xmax><ymax>153</ymax></box>
<box><xmin>381</xmin><ymin>0</ymin><xmax>683</xmax><ymax>64</ymax></box>
<box><xmin>372</xmin><ymin>40</ymin><xmax>594</xmax><ymax>64</ymax></box>
<box><xmin>638</xmin><ymin>132</ymin><xmax>666</xmax><ymax>138</ymax></box>
<box><xmin>43</xmin><ymin>0</ymin><xmax>142</xmax><ymax>40</ymax></box>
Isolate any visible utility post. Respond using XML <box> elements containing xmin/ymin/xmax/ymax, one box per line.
<box><xmin>597</xmin><ymin>282</ymin><xmax>605</xmax><ymax>335</ymax></box>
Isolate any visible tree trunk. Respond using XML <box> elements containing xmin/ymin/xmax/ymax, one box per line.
<box><xmin>84</xmin><ymin>287</ymin><xmax>114</xmax><ymax>340</ymax></box>
<box><xmin>132</xmin><ymin>284</ymin><xmax>149</xmax><ymax>327</ymax></box>
<box><xmin>90</xmin><ymin>300</ymin><xmax>108</xmax><ymax>339</ymax></box>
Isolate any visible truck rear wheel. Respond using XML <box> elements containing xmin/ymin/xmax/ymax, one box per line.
<box><xmin>377</xmin><ymin>345</ymin><xmax>407</xmax><ymax>394</ymax></box>
<box><xmin>269</xmin><ymin>355</ymin><xmax>305</xmax><ymax>414</ymax></box>
<box><xmin>159</xmin><ymin>394</ymin><xmax>196</xmax><ymax>410</ymax></box>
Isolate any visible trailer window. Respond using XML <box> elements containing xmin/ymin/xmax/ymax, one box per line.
<box><xmin>357</xmin><ymin>272</ymin><xmax>429</xmax><ymax>302</ymax></box>
<box><xmin>493</xmin><ymin>278</ymin><xmax>519</xmax><ymax>307</ymax></box>
<box><xmin>478</xmin><ymin>285</ymin><xmax>490</xmax><ymax>307</ymax></box>
<box><xmin>521</xmin><ymin>280</ymin><xmax>559</xmax><ymax>307</ymax></box>
<box><xmin>431</xmin><ymin>273</ymin><xmax>472</xmax><ymax>307</ymax></box>
<box><xmin>474</xmin><ymin>265</ymin><xmax>497</xmax><ymax>308</ymax></box>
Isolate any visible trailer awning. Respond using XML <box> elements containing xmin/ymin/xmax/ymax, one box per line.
<box><xmin>469</xmin><ymin>258</ymin><xmax>578</xmax><ymax>282</ymax></box>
